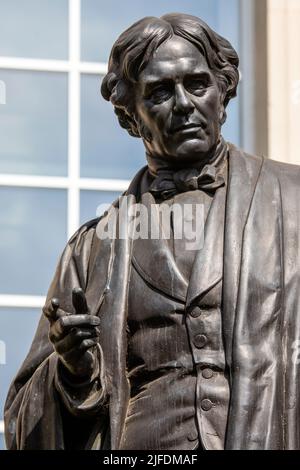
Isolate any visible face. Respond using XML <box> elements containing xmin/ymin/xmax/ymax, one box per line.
<box><xmin>134</xmin><ymin>36</ymin><xmax>225</xmax><ymax>167</ymax></box>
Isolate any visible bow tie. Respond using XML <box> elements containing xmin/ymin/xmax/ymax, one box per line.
<box><xmin>149</xmin><ymin>164</ymin><xmax>226</xmax><ymax>201</ymax></box>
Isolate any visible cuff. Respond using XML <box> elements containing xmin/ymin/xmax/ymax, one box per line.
<box><xmin>54</xmin><ymin>343</ymin><xmax>108</xmax><ymax>417</ymax></box>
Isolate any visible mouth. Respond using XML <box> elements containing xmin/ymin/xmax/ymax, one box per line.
<box><xmin>171</xmin><ymin>123</ymin><xmax>202</xmax><ymax>134</ymax></box>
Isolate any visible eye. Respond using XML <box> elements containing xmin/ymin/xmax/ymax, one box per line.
<box><xmin>185</xmin><ymin>77</ymin><xmax>209</xmax><ymax>96</ymax></box>
<box><xmin>148</xmin><ymin>86</ymin><xmax>172</xmax><ymax>104</ymax></box>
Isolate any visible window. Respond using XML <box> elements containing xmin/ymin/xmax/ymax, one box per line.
<box><xmin>0</xmin><ymin>70</ymin><xmax>68</xmax><ymax>176</ymax></box>
<box><xmin>0</xmin><ymin>0</ymin><xmax>241</xmax><ymax>449</ymax></box>
<box><xmin>0</xmin><ymin>307</ymin><xmax>41</xmax><ymax>432</ymax></box>
<box><xmin>0</xmin><ymin>0</ymin><xmax>69</xmax><ymax>60</ymax></box>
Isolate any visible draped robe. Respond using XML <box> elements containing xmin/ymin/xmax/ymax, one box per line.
<box><xmin>4</xmin><ymin>143</ymin><xmax>300</xmax><ymax>449</ymax></box>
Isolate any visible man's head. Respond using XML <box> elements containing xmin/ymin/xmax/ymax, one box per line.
<box><xmin>101</xmin><ymin>13</ymin><xmax>239</xmax><ymax>167</ymax></box>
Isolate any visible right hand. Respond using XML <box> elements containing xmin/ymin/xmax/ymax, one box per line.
<box><xmin>43</xmin><ymin>288</ymin><xmax>100</xmax><ymax>379</ymax></box>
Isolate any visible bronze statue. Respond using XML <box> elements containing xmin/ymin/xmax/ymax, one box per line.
<box><xmin>5</xmin><ymin>13</ymin><xmax>300</xmax><ymax>450</ymax></box>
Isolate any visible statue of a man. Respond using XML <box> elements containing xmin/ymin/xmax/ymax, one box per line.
<box><xmin>5</xmin><ymin>13</ymin><xmax>300</xmax><ymax>450</ymax></box>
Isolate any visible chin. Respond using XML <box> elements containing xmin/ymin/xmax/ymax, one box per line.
<box><xmin>170</xmin><ymin>139</ymin><xmax>214</xmax><ymax>163</ymax></box>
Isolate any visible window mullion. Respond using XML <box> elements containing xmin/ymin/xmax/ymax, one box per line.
<box><xmin>67</xmin><ymin>0</ymin><xmax>81</xmax><ymax>238</ymax></box>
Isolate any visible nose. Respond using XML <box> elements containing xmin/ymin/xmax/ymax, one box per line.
<box><xmin>173</xmin><ymin>83</ymin><xmax>194</xmax><ymax>114</ymax></box>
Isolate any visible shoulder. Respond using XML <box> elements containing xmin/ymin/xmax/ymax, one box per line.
<box><xmin>263</xmin><ymin>157</ymin><xmax>300</xmax><ymax>184</ymax></box>
<box><xmin>74</xmin><ymin>218</ymin><xmax>100</xmax><ymax>233</ymax></box>
<box><xmin>228</xmin><ymin>142</ymin><xmax>300</xmax><ymax>186</ymax></box>
<box><xmin>68</xmin><ymin>217</ymin><xmax>100</xmax><ymax>250</ymax></box>
<box><xmin>68</xmin><ymin>192</ymin><xmax>122</xmax><ymax>251</ymax></box>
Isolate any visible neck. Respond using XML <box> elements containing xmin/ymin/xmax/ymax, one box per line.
<box><xmin>146</xmin><ymin>137</ymin><xmax>227</xmax><ymax>177</ymax></box>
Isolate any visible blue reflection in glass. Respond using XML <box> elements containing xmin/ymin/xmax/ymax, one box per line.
<box><xmin>0</xmin><ymin>0</ymin><xmax>68</xmax><ymax>59</ymax></box>
<box><xmin>0</xmin><ymin>308</ymin><xmax>41</xmax><ymax>429</ymax></box>
<box><xmin>81</xmin><ymin>74</ymin><xmax>146</xmax><ymax>179</ymax></box>
<box><xmin>222</xmin><ymin>96</ymin><xmax>240</xmax><ymax>146</ymax></box>
<box><xmin>81</xmin><ymin>0</ymin><xmax>239</xmax><ymax>63</ymax></box>
<box><xmin>80</xmin><ymin>190</ymin><xmax>121</xmax><ymax>225</ymax></box>
<box><xmin>0</xmin><ymin>70</ymin><xmax>68</xmax><ymax>176</ymax></box>
<box><xmin>0</xmin><ymin>187</ymin><xmax>67</xmax><ymax>295</ymax></box>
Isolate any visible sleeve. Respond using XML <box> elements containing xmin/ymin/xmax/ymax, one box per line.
<box><xmin>4</xmin><ymin>219</ymin><xmax>109</xmax><ymax>450</ymax></box>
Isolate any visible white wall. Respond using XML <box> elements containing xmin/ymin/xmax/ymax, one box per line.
<box><xmin>268</xmin><ymin>0</ymin><xmax>300</xmax><ymax>164</ymax></box>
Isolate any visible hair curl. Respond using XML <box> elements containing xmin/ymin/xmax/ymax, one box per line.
<box><xmin>101</xmin><ymin>13</ymin><xmax>240</xmax><ymax>138</ymax></box>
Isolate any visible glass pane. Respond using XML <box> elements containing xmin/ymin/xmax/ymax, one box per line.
<box><xmin>0</xmin><ymin>0</ymin><xmax>68</xmax><ymax>59</ymax></box>
<box><xmin>0</xmin><ymin>187</ymin><xmax>67</xmax><ymax>296</ymax></box>
<box><xmin>80</xmin><ymin>73</ymin><xmax>146</xmax><ymax>179</ymax></box>
<box><xmin>0</xmin><ymin>70</ymin><xmax>68</xmax><ymax>176</ymax></box>
<box><xmin>80</xmin><ymin>190</ymin><xmax>121</xmax><ymax>225</ymax></box>
<box><xmin>0</xmin><ymin>308</ymin><xmax>41</xmax><ymax>425</ymax></box>
<box><xmin>81</xmin><ymin>0</ymin><xmax>238</xmax><ymax>63</ymax></box>
<box><xmin>0</xmin><ymin>433</ymin><xmax>5</xmax><ymax>450</ymax></box>
<box><xmin>223</xmin><ymin>97</ymin><xmax>240</xmax><ymax>145</ymax></box>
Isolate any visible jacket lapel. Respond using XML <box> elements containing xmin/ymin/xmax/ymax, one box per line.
<box><xmin>186</xmin><ymin>180</ymin><xmax>226</xmax><ymax>308</ymax></box>
<box><xmin>222</xmin><ymin>145</ymin><xmax>263</xmax><ymax>368</ymax></box>
<box><xmin>131</xmin><ymin>192</ymin><xmax>189</xmax><ymax>302</ymax></box>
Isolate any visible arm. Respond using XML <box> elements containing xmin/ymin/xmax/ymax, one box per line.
<box><xmin>45</xmin><ymin>289</ymin><xmax>107</xmax><ymax>418</ymax></box>
<box><xmin>4</xmin><ymin>220</ymin><xmax>109</xmax><ymax>449</ymax></box>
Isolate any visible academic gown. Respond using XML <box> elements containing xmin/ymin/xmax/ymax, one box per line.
<box><xmin>4</xmin><ymin>143</ymin><xmax>300</xmax><ymax>450</ymax></box>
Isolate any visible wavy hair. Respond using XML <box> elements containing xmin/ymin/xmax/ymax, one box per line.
<box><xmin>101</xmin><ymin>13</ymin><xmax>239</xmax><ymax>138</ymax></box>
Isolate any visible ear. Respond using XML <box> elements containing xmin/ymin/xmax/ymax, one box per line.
<box><xmin>133</xmin><ymin>112</ymin><xmax>153</xmax><ymax>143</ymax></box>
<box><xmin>219</xmin><ymin>94</ymin><xmax>227</xmax><ymax>126</ymax></box>
<box><xmin>219</xmin><ymin>106</ymin><xmax>226</xmax><ymax>125</ymax></box>
<box><xmin>139</xmin><ymin>123</ymin><xmax>153</xmax><ymax>143</ymax></box>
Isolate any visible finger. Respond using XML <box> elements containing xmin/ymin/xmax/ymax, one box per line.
<box><xmin>72</xmin><ymin>287</ymin><xmax>88</xmax><ymax>315</ymax></box>
<box><xmin>63</xmin><ymin>338</ymin><xmax>99</xmax><ymax>362</ymax></box>
<box><xmin>78</xmin><ymin>338</ymin><xmax>99</xmax><ymax>351</ymax></box>
<box><xmin>49</xmin><ymin>314</ymin><xmax>100</xmax><ymax>342</ymax></box>
<box><xmin>43</xmin><ymin>297</ymin><xmax>60</xmax><ymax>321</ymax></box>
<box><xmin>51</xmin><ymin>298</ymin><xmax>60</xmax><ymax>312</ymax></box>
<box><xmin>62</xmin><ymin>338</ymin><xmax>99</xmax><ymax>366</ymax></box>
<box><xmin>55</xmin><ymin>328</ymin><xmax>99</xmax><ymax>355</ymax></box>
<box><xmin>55</xmin><ymin>308</ymin><xmax>69</xmax><ymax>319</ymax></box>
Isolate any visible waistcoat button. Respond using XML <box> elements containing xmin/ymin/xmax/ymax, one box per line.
<box><xmin>201</xmin><ymin>399</ymin><xmax>213</xmax><ymax>411</ymax></box>
<box><xmin>189</xmin><ymin>306</ymin><xmax>202</xmax><ymax>318</ymax></box>
<box><xmin>194</xmin><ymin>334</ymin><xmax>207</xmax><ymax>348</ymax></box>
<box><xmin>202</xmin><ymin>368</ymin><xmax>214</xmax><ymax>379</ymax></box>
